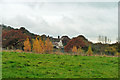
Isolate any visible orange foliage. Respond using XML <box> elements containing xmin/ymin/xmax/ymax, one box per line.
<box><xmin>32</xmin><ymin>38</ymin><xmax>39</xmax><ymax>53</ymax></box>
<box><xmin>24</xmin><ymin>38</ymin><xmax>31</xmax><ymax>52</ymax></box>
<box><xmin>72</xmin><ymin>46</ymin><xmax>77</xmax><ymax>54</ymax></box>
<box><xmin>32</xmin><ymin>37</ymin><xmax>44</xmax><ymax>53</ymax></box>
<box><xmin>44</xmin><ymin>38</ymin><xmax>53</xmax><ymax>53</ymax></box>
<box><xmin>32</xmin><ymin>37</ymin><xmax>53</xmax><ymax>54</ymax></box>
<box><xmin>38</xmin><ymin>37</ymin><xmax>44</xmax><ymax>53</ymax></box>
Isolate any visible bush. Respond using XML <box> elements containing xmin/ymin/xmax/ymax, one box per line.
<box><xmin>105</xmin><ymin>46</ymin><xmax>117</xmax><ymax>55</ymax></box>
<box><xmin>115</xmin><ymin>52</ymin><xmax>120</xmax><ymax>57</ymax></box>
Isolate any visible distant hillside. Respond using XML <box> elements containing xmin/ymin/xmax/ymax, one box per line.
<box><xmin>2</xmin><ymin>24</ymin><xmax>38</xmax><ymax>39</ymax></box>
<box><xmin>1</xmin><ymin>24</ymin><xmax>118</xmax><ymax>54</ymax></box>
<box><xmin>1</xmin><ymin>24</ymin><xmax>70</xmax><ymax>50</ymax></box>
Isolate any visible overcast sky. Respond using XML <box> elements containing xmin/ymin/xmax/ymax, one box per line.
<box><xmin>0</xmin><ymin>0</ymin><xmax>118</xmax><ymax>43</ymax></box>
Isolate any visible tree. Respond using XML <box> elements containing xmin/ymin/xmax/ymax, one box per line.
<box><xmin>39</xmin><ymin>37</ymin><xmax>44</xmax><ymax>53</ymax></box>
<box><xmin>64</xmin><ymin>36</ymin><xmax>86</xmax><ymax>52</ymax></box>
<box><xmin>98</xmin><ymin>35</ymin><xmax>101</xmax><ymax>43</ymax></box>
<box><xmin>105</xmin><ymin>36</ymin><xmax>107</xmax><ymax>44</ymax></box>
<box><xmin>72</xmin><ymin>46</ymin><xmax>77</xmax><ymax>55</ymax></box>
<box><xmin>77</xmin><ymin>47</ymin><xmax>84</xmax><ymax>55</ymax></box>
<box><xmin>98</xmin><ymin>35</ymin><xmax>111</xmax><ymax>44</ymax></box>
<box><xmin>61</xmin><ymin>36</ymin><xmax>70</xmax><ymax>46</ymax></box>
<box><xmin>32</xmin><ymin>37</ymin><xmax>39</xmax><ymax>53</ymax></box>
<box><xmin>24</xmin><ymin>38</ymin><xmax>31</xmax><ymax>52</ymax></box>
<box><xmin>32</xmin><ymin>37</ymin><xmax>45</xmax><ymax>53</ymax></box>
<box><xmin>86</xmin><ymin>45</ymin><xmax>93</xmax><ymax>56</ymax></box>
<box><xmin>2</xmin><ymin>29</ymin><xmax>29</xmax><ymax>49</ymax></box>
<box><xmin>45</xmin><ymin>38</ymin><xmax>53</xmax><ymax>53</ymax></box>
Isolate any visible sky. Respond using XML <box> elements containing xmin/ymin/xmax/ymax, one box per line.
<box><xmin>0</xmin><ymin>0</ymin><xmax>118</xmax><ymax>43</ymax></box>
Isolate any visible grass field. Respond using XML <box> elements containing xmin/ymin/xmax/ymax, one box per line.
<box><xmin>2</xmin><ymin>51</ymin><xmax>118</xmax><ymax>78</ymax></box>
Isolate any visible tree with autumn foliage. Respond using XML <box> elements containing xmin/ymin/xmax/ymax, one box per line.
<box><xmin>32</xmin><ymin>37</ymin><xmax>39</xmax><ymax>53</ymax></box>
<box><xmin>38</xmin><ymin>37</ymin><xmax>44</xmax><ymax>53</ymax></box>
<box><xmin>2</xmin><ymin>29</ymin><xmax>29</xmax><ymax>49</ymax></box>
<box><xmin>72</xmin><ymin>46</ymin><xmax>77</xmax><ymax>55</ymax></box>
<box><xmin>24</xmin><ymin>38</ymin><xmax>31</xmax><ymax>52</ymax></box>
<box><xmin>32</xmin><ymin>37</ymin><xmax>53</xmax><ymax>54</ymax></box>
<box><xmin>86</xmin><ymin>45</ymin><xmax>93</xmax><ymax>56</ymax></box>
<box><xmin>44</xmin><ymin>38</ymin><xmax>53</xmax><ymax>53</ymax></box>
<box><xmin>64</xmin><ymin>36</ymin><xmax>86</xmax><ymax>52</ymax></box>
<box><xmin>77</xmin><ymin>47</ymin><xmax>84</xmax><ymax>55</ymax></box>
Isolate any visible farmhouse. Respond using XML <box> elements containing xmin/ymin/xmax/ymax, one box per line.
<box><xmin>52</xmin><ymin>36</ymin><xmax>63</xmax><ymax>49</ymax></box>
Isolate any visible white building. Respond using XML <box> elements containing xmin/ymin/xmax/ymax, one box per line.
<box><xmin>52</xmin><ymin>37</ymin><xmax>63</xmax><ymax>49</ymax></box>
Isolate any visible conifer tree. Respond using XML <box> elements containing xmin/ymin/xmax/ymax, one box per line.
<box><xmin>86</xmin><ymin>45</ymin><xmax>93</xmax><ymax>56</ymax></box>
<box><xmin>77</xmin><ymin>47</ymin><xmax>84</xmax><ymax>55</ymax></box>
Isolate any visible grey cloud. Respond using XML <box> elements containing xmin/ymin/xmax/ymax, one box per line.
<box><xmin>0</xmin><ymin>2</ymin><xmax>118</xmax><ymax>43</ymax></box>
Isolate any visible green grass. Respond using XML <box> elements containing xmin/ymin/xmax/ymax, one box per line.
<box><xmin>2</xmin><ymin>51</ymin><xmax>118</xmax><ymax>78</ymax></box>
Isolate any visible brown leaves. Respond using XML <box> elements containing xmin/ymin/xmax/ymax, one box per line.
<box><xmin>2</xmin><ymin>29</ymin><xmax>29</xmax><ymax>49</ymax></box>
<box><xmin>64</xmin><ymin>37</ymin><xmax>86</xmax><ymax>52</ymax></box>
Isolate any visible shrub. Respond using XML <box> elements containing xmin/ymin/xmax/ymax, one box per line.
<box><xmin>115</xmin><ymin>52</ymin><xmax>120</xmax><ymax>57</ymax></box>
<box><xmin>105</xmin><ymin>46</ymin><xmax>117</xmax><ymax>55</ymax></box>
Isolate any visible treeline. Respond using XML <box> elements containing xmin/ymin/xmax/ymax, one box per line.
<box><xmin>72</xmin><ymin>45</ymin><xmax>93</xmax><ymax>56</ymax></box>
<box><xmin>23</xmin><ymin>36</ymin><xmax>119</xmax><ymax>56</ymax></box>
<box><xmin>23</xmin><ymin>36</ymin><xmax>94</xmax><ymax>56</ymax></box>
<box><xmin>2</xmin><ymin>25</ymin><xmax>119</xmax><ymax>56</ymax></box>
<box><xmin>24</xmin><ymin>37</ymin><xmax>53</xmax><ymax>53</ymax></box>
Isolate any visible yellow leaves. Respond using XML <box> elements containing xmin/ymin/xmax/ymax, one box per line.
<box><xmin>32</xmin><ymin>37</ymin><xmax>53</xmax><ymax>54</ymax></box>
<box><xmin>77</xmin><ymin>47</ymin><xmax>84</xmax><ymax>54</ymax></box>
<box><xmin>45</xmin><ymin>38</ymin><xmax>53</xmax><ymax>53</ymax></box>
<box><xmin>115</xmin><ymin>52</ymin><xmax>120</xmax><ymax>57</ymax></box>
<box><xmin>105</xmin><ymin>46</ymin><xmax>117</xmax><ymax>52</ymax></box>
<box><xmin>105</xmin><ymin>46</ymin><xmax>117</xmax><ymax>55</ymax></box>
<box><xmin>72</xmin><ymin>46</ymin><xmax>77</xmax><ymax>53</ymax></box>
<box><xmin>72</xmin><ymin>46</ymin><xmax>84</xmax><ymax>55</ymax></box>
<box><xmin>86</xmin><ymin>45</ymin><xmax>93</xmax><ymax>56</ymax></box>
<box><xmin>32</xmin><ymin>37</ymin><xmax>44</xmax><ymax>53</ymax></box>
<box><xmin>39</xmin><ymin>38</ymin><xmax>44</xmax><ymax>53</ymax></box>
<box><xmin>24</xmin><ymin>38</ymin><xmax>31</xmax><ymax>52</ymax></box>
<box><xmin>32</xmin><ymin>38</ymin><xmax>39</xmax><ymax>53</ymax></box>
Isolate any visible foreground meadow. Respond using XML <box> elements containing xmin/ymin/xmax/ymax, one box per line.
<box><xmin>2</xmin><ymin>51</ymin><xmax>118</xmax><ymax>78</ymax></box>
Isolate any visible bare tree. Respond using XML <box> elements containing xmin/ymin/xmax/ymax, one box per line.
<box><xmin>105</xmin><ymin>36</ymin><xmax>107</xmax><ymax>44</ymax></box>
<box><xmin>98</xmin><ymin>35</ymin><xmax>111</xmax><ymax>44</ymax></box>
